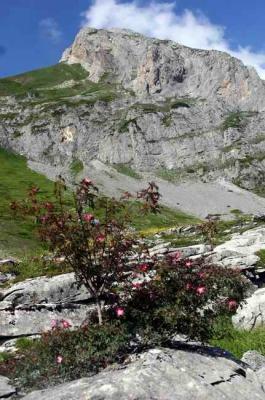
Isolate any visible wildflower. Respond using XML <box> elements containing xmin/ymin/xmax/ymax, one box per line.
<box><xmin>96</xmin><ymin>234</ymin><xmax>105</xmax><ymax>243</ymax></box>
<box><xmin>196</xmin><ymin>285</ymin><xmax>206</xmax><ymax>295</ymax></box>
<box><xmin>132</xmin><ymin>282</ymin><xmax>143</xmax><ymax>289</ymax></box>
<box><xmin>116</xmin><ymin>307</ymin><xmax>125</xmax><ymax>317</ymax></box>
<box><xmin>56</xmin><ymin>355</ymin><xmax>63</xmax><ymax>364</ymax></box>
<box><xmin>40</xmin><ymin>215</ymin><xmax>49</xmax><ymax>224</ymax></box>
<box><xmin>227</xmin><ymin>299</ymin><xmax>238</xmax><ymax>311</ymax></box>
<box><xmin>138</xmin><ymin>263</ymin><xmax>149</xmax><ymax>272</ymax></box>
<box><xmin>185</xmin><ymin>260</ymin><xmax>192</xmax><ymax>267</ymax></box>
<box><xmin>61</xmin><ymin>320</ymin><xmax>72</xmax><ymax>329</ymax></box>
<box><xmin>83</xmin><ymin>213</ymin><xmax>94</xmax><ymax>223</ymax></box>
<box><xmin>171</xmin><ymin>251</ymin><xmax>181</xmax><ymax>261</ymax></box>
<box><xmin>44</xmin><ymin>202</ymin><xmax>54</xmax><ymax>211</ymax></box>
<box><xmin>82</xmin><ymin>178</ymin><xmax>92</xmax><ymax>186</ymax></box>
<box><xmin>186</xmin><ymin>283</ymin><xmax>193</xmax><ymax>290</ymax></box>
<box><xmin>51</xmin><ymin>319</ymin><xmax>58</xmax><ymax>329</ymax></box>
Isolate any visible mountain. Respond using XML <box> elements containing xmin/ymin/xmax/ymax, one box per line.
<box><xmin>1</xmin><ymin>27</ymin><xmax>265</xmax><ymax>217</ymax></box>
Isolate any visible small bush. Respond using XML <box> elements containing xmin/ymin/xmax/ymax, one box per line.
<box><xmin>0</xmin><ymin>322</ymin><xmax>130</xmax><ymax>390</ymax></box>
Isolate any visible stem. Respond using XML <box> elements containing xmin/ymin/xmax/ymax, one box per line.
<box><xmin>96</xmin><ymin>297</ymin><xmax>103</xmax><ymax>326</ymax></box>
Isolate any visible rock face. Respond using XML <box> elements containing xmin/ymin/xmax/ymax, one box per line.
<box><xmin>233</xmin><ymin>287</ymin><xmax>265</xmax><ymax>330</ymax></box>
<box><xmin>0</xmin><ymin>375</ymin><xmax>16</xmax><ymax>398</ymax></box>
<box><xmin>242</xmin><ymin>351</ymin><xmax>265</xmax><ymax>371</ymax></box>
<box><xmin>0</xmin><ymin>273</ymin><xmax>93</xmax><ymax>338</ymax></box>
<box><xmin>0</xmin><ymin>27</ymin><xmax>265</xmax><ymax>195</ymax></box>
<box><xmin>21</xmin><ymin>347</ymin><xmax>265</xmax><ymax>400</ymax></box>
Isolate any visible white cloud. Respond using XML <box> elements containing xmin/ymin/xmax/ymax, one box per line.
<box><xmin>82</xmin><ymin>0</ymin><xmax>265</xmax><ymax>79</ymax></box>
<box><xmin>39</xmin><ymin>18</ymin><xmax>62</xmax><ymax>44</ymax></box>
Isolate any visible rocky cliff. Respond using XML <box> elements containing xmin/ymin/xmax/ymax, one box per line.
<box><xmin>1</xmin><ymin>27</ymin><xmax>265</xmax><ymax>194</ymax></box>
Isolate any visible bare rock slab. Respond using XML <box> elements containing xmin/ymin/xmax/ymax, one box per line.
<box><xmin>21</xmin><ymin>348</ymin><xmax>265</xmax><ymax>400</ymax></box>
<box><xmin>0</xmin><ymin>375</ymin><xmax>16</xmax><ymax>398</ymax></box>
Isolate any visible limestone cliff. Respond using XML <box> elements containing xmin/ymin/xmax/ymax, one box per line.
<box><xmin>1</xmin><ymin>27</ymin><xmax>265</xmax><ymax>191</ymax></box>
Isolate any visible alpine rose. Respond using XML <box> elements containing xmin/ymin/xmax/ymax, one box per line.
<box><xmin>116</xmin><ymin>307</ymin><xmax>125</xmax><ymax>317</ymax></box>
<box><xmin>83</xmin><ymin>213</ymin><xmax>94</xmax><ymax>223</ymax></box>
<box><xmin>56</xmin><ymin>355</ymin><xmax>63</xmax><ymax>364</ymax></box>
<box><xmin>228</xmin><ymin>299</ymin><xmax>238</xmax><ymax>311</ymax></box>
<box><xmin>196</xmin><ymin>285</ymin><xmax>206</xmax><ymax>295</ymax></box>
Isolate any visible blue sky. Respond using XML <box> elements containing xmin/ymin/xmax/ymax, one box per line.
<box><xmin>1</xmin><ymin>0</ymin><xmax>265</xmax><ymax>78</ymax></box>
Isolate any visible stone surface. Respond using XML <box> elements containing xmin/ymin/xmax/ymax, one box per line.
<box><xmin>212</xmin><ymin>227</ymin><xmax>265</xmax><ymax>270</ymax></box>
<box><xmin>21</xmin><ymin>347</ymin><xmax>265</xmax><ymax>400</ymax></box>
<box><xmin>0</xmin><ymin>375</ymin><xmax>16</xmax><ymax>398</ymax></box>
<box><xmin>242</xmin><ymin>351</ymin><xmax>265</xmax><ymax>371</ymax></box>
<box><xmin>233</xmin><ymin>287</ymin><xmax>265</xmax><ymax>330</ymax></box>
<box><xmin>0</xmin><ymin>304</ymin><xmax>92</xmax><ymax>337</ymax></box>
<box><xmin>0</xmin><ymin>273</ymin><xmax>90</xmax><ymax>307</ymax></box>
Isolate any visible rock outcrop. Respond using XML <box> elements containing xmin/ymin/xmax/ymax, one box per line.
<box><xmin>20</xmin><ymin>347</ymin><xmax>265</xmax><ymax>400</ymax></box>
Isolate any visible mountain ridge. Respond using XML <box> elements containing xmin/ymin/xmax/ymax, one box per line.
<box><xmin>0</xmin><ymin>27</ymin><xmax>265</xmax><ymax>217</ymax></box>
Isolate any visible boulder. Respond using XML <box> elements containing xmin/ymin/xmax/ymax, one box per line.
<box><xmin>21</xmin><ymin>347</ymin><xmax>265</xmax><ymax>400</ymax></box>
<box><xmin>233</xmin><ymin>288</ymin><xmax>265</xmax><ymax>330</ymax></box>
<box><xmin>242</xmin><ymin>351</ymin><xmax>265</xmax><ymax>371</ymax></box>
<box><xmin>0</xmin><ymin>304</ymin><xmax>93</xmax><ymax>337</ymax></box>
<box><xmin>0</xmin><ymin>273</ymin><xmax>90</xmax><ymax>307</ymax></box>
<box><xmin>0</xmin><ymin>375</ymin><xmax>16</xmax><ymax>398</ymax></box>
<box><xmin>213</xmin><ymin>227</ymin><xmax>265</xmax><ymax>270</ymax></box>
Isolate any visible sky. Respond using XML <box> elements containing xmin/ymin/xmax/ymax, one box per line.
<box><xmin>1</xmin><ymin>0</ymin><xmax>265</xmax><ymax>78</ymax></box>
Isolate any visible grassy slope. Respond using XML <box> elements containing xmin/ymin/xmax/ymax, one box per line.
<box><xmin>211</xmin><ymin>318</ymin><xmax>265</xmax><ymax>359</ymax></box>
<box><xmin>0</xmin><ymin>148</ymin><xmax>198</xmax><ymax>258</ymax></box>
<box><xmin>0</xmin><ymin>148</ymin><xmax>56</xmax><ymax>257</ymax></box>
<box><xmin>0</xmin><ymin>63</ymin><xmax>116</xmax><ymax>105</ymax></box>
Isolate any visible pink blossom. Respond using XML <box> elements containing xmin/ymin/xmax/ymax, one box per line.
<box><xmin>171</xmin><ymin>251</ymin><xmax>181</xmax><ymax>261</ymax></box>
<box><xmin>96</xmin><ymin>234</ymin><xmax>105</xmax><ymax>243</ymax></box>
<box><xmin>132</xmin><ymin>282</ymin><xmax>143</xmax><ymax>289</ymax></box>
<box><xmin>228</xmin><ymin>299</ymin><xmax>238</xmax><ymax>311</ymax></box>
<box><xmin>116</xmin><ymin>307</ymin><xmax>125</xmax><ymax>317</ymax></box>
<box><xmin>82</xmin><ymin>178</ymin><xmax>92</xmax><ymax>186</ymax></box>
<box><xmin>56</xmin><ymin>355</ymin><xmax>63</xmax><ymax>364</ymax></box>
<box><xmin>138</xmin><ymin>263</ymin><xmax>149</xmax><ymax>273</ymax></box>
<box><xmin>185</xmin><ymin>260</ymin><xmax>192</xmax><ymax>267</ymax></box>
<box><xmin>196</xmin><ymin>285</ymin><xmax>206</xmax><ymax>295</ymax></box>
<box><xmin>61</xmin><ymin>320</ymin><xmax>72</xmax><ymax>329</ymax></box>
<box><xmin>40</xmin><ymin>215</ymin><xmax>49</xmax><ymax>224</ymax></box>
<box><xmin>83</xmin><ymin>213</ymin><xmax>94</xmax><ymax>223</ymax></box>
<box><xmin>186</xmin><ymin>283</ymin><xmax>193</xmax><ymax>290</ymax></box>
<box><xmin>51</xmin><ymin>319</ymin><xmax>58</xmax><ymax>329</ymax></box>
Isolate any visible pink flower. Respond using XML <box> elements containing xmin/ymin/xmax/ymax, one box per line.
<box><xmin>185</xmin><ymin>260</ymin><xmax>192</xmax><ymax>267</ymax></box>
<box><xmin>96</xmin><ymin>234</ymin><xmax>105</xmax><ymax>243</ymax></box>
<box><xmin>56</xmin><ymin>355</ymin><xmax>63</xmax><ymax>364</ymax></box>
<box><xmin>132</xmin><ymin>282</ymin><xmax>143</xmax><ymax>289</ymax></box>
<box><xmin>40</xmin><ymin>215</ymin><xmax>49</xmax><ymax>224</ymax></box>
<box><xmin>61</xmin><ymin>320</ymin><xmax>72</xmax><ymax>329</ymax></box>
<box><xmin>51</xmin><ymin>319</ymin><xmax>58</xmax><ymax>329</ymax></box>
<box><xmin>82</xmin><ymin>178</ymin><xmax>92</xmax><ymax>186</ymax></box>
<box><xmin>186</xmin><ymin>283</ymin><xmax>193</xmax><ymax>290</ymax></box>
<box><xmin>171</xmin><ymin>251</ymin><xmax>181</xmax><ymax>261</ymax></box>
<box><xmin>196</xmin><ymin>285</ymin><xmax>206</xmax><ymax>295</ymax></box>
<box><xmin>198</xmin><ymin>272</ymin><xmax>205</xmax><ymax>279</ymax></box>
<box><xmin>115</xmin><ymin>307</ymin><xmax>125</xmax><ymax>317</ymax></box>
<box><xmin>83</xmin><ymin>213</ymin><xmax>94</xmax><ymax>223</ymax></box>
<box><xmin>228</xmin><ymin>299</ymin><xmax>238</xmax><ymax>311</ymax></box>
<box><xmin>138</xmin><ymin>263</ymin><xmax>149</xmax><ymax>273</ymax></box>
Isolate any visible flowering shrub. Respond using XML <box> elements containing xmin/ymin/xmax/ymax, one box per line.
<box><xmin>120</xmin><ymin>254</ymin><xmax>248</xmax><ymax>343</ymax></box>
<box><xmin>10</xmin><ymin>177</ymin><xmax>248</xmax><ymax>339</ymax></box>
<box><xmin>11</xmin><ymin>178</ymin><xmax>159</xmax><ymax>325</ymax></box>
<box><xmin>0</xmin><ymin>322</ymin><xmax>130</xmax><ymax>390</ymax></box>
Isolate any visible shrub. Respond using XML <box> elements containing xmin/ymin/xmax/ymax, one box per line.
<box><xmin>11</xmin><ymin>179</ymin><xmax>160</xmax><ymax>325</ymax></box>
<box><xmin>0</xmin><ymin>322</ymin><xmax>130</xmax><ymax>390</ymax></box>
<box><xmin>122</xmin><ymin>254</ymin><xmax>248</xmax><ymax>343</ymax></box>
